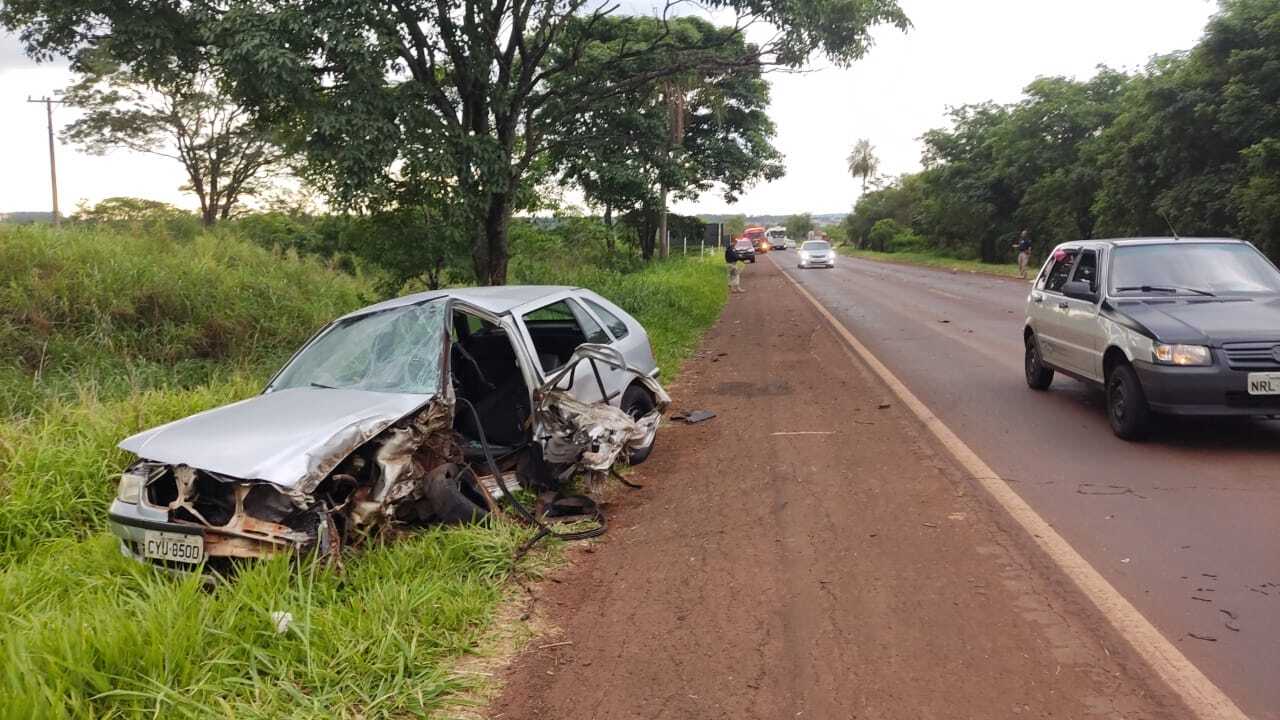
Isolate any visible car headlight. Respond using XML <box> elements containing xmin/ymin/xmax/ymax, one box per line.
<box><xmin>117</xmin><ymin>470</ymin><xmax>145</xmax><ymax>504</ymax></box>
<box><xmin>1153</xmin><ymin>344</ymin><xmax>1211</xmax><ymax>366</ymax></box>
<box><xmin>799</xmin><ymin>252</ymin><xmax>810</xmax><ymax>260</ymax></box>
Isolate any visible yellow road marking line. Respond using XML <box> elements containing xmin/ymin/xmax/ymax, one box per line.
<box><xmin>777</xmin><ymin>263</ymin><xmax>1249</xmax><ymax>720</ymax></box>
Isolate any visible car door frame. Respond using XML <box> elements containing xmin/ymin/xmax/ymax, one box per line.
<box><xmin>447</xmin><ymin>298</ymin><xmax>543</xmax><ymax>411</ymax></box>
<box><xmin>1029</xmin><ymin>247</ymin><xmax>1079</xmax><ymax>370</ymax></box>
<box><xmin>511</xmin><ymin>291</ymin><xmax>623</xmax><ymax>406</ymax></box>
<box><xmin>1056</xmin><ymin>246</ymin><xmax>1107</xmax><ymax>382</ymax></box>
<box><xmin>573</xmin><ymin>289</ymin><xmax>657</xmax><ymax>376</ymax></box>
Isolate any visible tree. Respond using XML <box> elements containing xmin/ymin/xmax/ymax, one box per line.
<box><xmin>4</xmin><ymin>0</ymin><xmax>909</xmax><ymax>284</ymax></box>
<box><xmin>785</xmin><ymin>213</ymin><xmax>813</xmax><ymax>241</ymax></box>
<box><xmin>61</xmin><ymin>56</ymin><xmax>283</xmax><ymax>226</ymax></box>
<box><xmin>846</xmin><ymin>139</ymin><xmax>879</xmax><ymax>194</ymax></box>
<box><xmin>70</xmin><ymin>197</ymin><xmax>188</xmax><ymax>224</ymax></box>
<box><xmin>552</xmin><ymin>17</ymin><xmax>783</xmax><ymax>259</ymax></box>
<box><xmin>725</xmin><ymin>214</ymin><xmax>748</xmax><ymax>238</ymax></box>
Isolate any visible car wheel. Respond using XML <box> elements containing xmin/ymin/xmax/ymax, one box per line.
<box><xmin>1024</xmin><ymin>335</ymin><xmax>1054</xmax><ymax>390</ymax></box>
<box><xmin>1106</xmin><ymin>363</ymin><xmax>1151</xmax><ymax>440</ymax></box>
<box><xmin>621</xmin><ymin>384</ymin><xmax>657</xmax><ymax>465</ymax></box>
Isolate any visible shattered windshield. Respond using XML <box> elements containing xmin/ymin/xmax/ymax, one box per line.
<box><xmin>270</xmin><ymin>301</ymin><xmax>447</xmax><ymax>395</ymax></box>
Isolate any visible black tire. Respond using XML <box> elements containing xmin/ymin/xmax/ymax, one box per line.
<box><xmin>1106</xmin><ymin>362</ymin><xmax>1151</xmax><ymax>440</ymax></box>
<box><xmin>1024</xmin><ymin>335</ymin><xmax>1054</xmax><ymax>390</ymax></box>
<box><xmin>749</xmin><ymin>258</ymin><xmax>756</xmax><ymax>264</ymax></box>
<box><xmin>422</xmin><ymin>464</ymin><xmax>489</xmax><ymax>523</ymax></box>
<box><xmin>621</xmin><ymin>384</ymin><xmax>657</xmax><ymax>465</ymax></box>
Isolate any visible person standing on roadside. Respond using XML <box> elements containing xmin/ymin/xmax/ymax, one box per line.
<box><xmin>725</xmin><ymin>242</ymin><xmax>744</xmax><ymax>294</ymax></box>
<box><xmin>1013</xmin><ymin>229</ymin><xmax>1033</xmax><ymax>279</ymax></box>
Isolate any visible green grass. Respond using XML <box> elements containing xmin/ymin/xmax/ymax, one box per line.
<box><xmin>0</xmin><ymin>224</ymin><xmax>373</xmax><ymax>418</ymax></box>
<box><xmin>0</xmin><ymin>225</ymin><xmax>727</xmax><ymax>718</ymax></box>
<box><xmin>837</xmin><ymin>247</ymin><xmax>1024</xmax><ymax>278</ymax></box>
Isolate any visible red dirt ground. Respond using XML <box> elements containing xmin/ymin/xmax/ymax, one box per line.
<box><xmin>488</xmin><ymin>259</ymin><xmax>1186</xmax><ymax>719</ymax></box>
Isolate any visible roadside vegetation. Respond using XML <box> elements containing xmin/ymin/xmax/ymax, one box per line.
<box><xmin>0</xmin><ymin>221</ymin><xmax>726</xmax><ymax>718</ymax></box>
<box><xmin>840</xmin><ymin>0</ymin><xmax>1280</xmax><ymax>269</ymax></box>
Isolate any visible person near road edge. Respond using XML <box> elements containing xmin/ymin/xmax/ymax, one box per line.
<box><xmin>725</xmin><ymin>243</ymin><xmax>744</xmax><ymax>293</ymax></box>
<box><xmin>1013</xmin><ymin>229</ymin><xmax>1033</xmax><ymax>279</ymax></box>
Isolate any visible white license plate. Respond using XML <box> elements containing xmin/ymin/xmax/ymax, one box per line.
<box><xmin>1247</xmin><ymin>372</ymin><xmax>1280</xmax><ymax>395</ymax></box>
<box><xmin>142</xmin><ymin>530</ymin><xmax>205</xmax><ymax>564</ymax></box>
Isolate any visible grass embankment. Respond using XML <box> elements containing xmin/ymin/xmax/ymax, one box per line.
<box><xmin>837</xmin><ymin>247</ymin><xmax>1023</xmax><ymax>279</ymax></box>
<box><xmin>0</xmin><ymin>224</ymin><xmax>726</xmax><ymax>718</ymax></box>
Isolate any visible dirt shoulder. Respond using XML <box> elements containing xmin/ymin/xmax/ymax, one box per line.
<box><xmin>488</xmin><ymin>258</ymin><xmax>1184</xmax><ymax>719</ymax></box>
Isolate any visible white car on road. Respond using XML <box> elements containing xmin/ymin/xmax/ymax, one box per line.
<box><xmin>797</xmin><ymin>240</ymin><xmax>835</xmax><ymax>269</ymax></box>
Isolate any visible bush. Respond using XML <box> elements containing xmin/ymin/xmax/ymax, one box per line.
<box><xmin>886</xmin><ymin>228</ymin><xmax>928</xmax><ymax>253</ymax></box>
<box><xmin>868</xmin><ymin>218</ymin><xmax>903</xmax><ymax>252</ymax></box>
<box><xmin>70</xmin><ymin>196</ymin><xmax>204</xmax><ymax>240</ymax></box>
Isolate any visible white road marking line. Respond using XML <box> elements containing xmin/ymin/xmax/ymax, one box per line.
<box><xmin>770</xmin><ymin>431</ymin><xmax>836</xmax><ymax>436</ymax></box>
<box><xmin>777</xmin><ymin>262</ymin><xmax>1249</xmax><ymax>720</ymax></box>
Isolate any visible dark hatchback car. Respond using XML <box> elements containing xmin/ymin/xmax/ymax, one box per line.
<box><xmin>730</xmin><ymin>239</ymin><xmax>756</xmax><ymax>263</ymax></box>
<box><xmin>1023</xmin><ymin>238</ymin><xmax>1280</xmax><ymax>438</ymax></box>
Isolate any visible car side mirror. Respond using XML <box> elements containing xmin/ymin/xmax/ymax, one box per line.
<box><xmin>1062</xmin><ymin>280</ymin><xmax>1098</xmax><ymax>303</ymax></box>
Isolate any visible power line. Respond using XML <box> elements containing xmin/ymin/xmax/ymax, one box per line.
<box><xmin>26</xmin><ymin>96</ymin><xmax>67</xmax><ymax>226</ymax></box>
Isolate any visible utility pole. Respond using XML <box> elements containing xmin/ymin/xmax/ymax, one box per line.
<box><xmin>27</xmin><ymin>96</ymin><xmax>65</xmax><ymax>225</ymax></box>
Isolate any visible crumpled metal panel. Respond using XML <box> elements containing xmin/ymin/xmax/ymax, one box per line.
<box><xmin>118</xmin><ymin>387</ymin><xmax>434</xmax><ymax>492</ymax></box>
<box><xmin>350</xmin><ymin>398</ymin><xmax>457</xmax><ymax>527</ymax></box>
<box><xmin>537</xmin><ymin>347</ymin><xmax>671</xmax><ymax>471</ymax></box>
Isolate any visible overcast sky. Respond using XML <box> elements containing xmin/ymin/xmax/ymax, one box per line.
<box><xmin>1</xmin><ymin>0</ymin><xmax>1216</xmax><ymax>217</ymax></box>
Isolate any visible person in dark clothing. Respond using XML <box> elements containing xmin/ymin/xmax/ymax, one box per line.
<box><xmin>1012</xmin><ymin>229</ymin><xmax>1033</xmax><ymax>279</ymax></box>
<box><xmin>725</xmin><ymin>243</ymin><xmax>744</xmax><ymax>293</ymax></box>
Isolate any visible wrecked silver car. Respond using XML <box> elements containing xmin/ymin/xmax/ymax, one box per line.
<box><xmin>107</xmin><ymin>286</ymin><xmax>669</xmax><ymax>570</ymax></box>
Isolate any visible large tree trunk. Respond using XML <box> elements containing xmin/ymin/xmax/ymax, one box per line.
<box><xmin>657</xmin><ymin>186</ymin><xmax>669</xmax><ymax>259</ymax></box>
<box><xmin>637</xmin><ymin>204</ymin><xmax>658</xmax><ymax>260</ymax></box>
<box><xmin>473</xmin><ymin>192</ymin><xmax>513</xmax><ymax>285</ymax></box>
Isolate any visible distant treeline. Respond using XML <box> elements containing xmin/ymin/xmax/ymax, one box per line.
<box><xmin>848</xmin><ymin>0</ymin><xmax>1280</xmax><ymax>264</ymax></box>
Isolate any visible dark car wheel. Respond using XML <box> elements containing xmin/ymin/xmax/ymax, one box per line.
<box><xmin>1024</xmin><ymin>335</ymin><xmax>1054</xmax><ymax>390</ymax></box>
<box><xmin>621</xmin><ymin>384</ymin><xmax>657</xmax><ymax>465</ymax></box>
<box><xmin>1107</xmin><ymin>363</ymin><xmax>1151</xmax><ymax>440</ymax></box>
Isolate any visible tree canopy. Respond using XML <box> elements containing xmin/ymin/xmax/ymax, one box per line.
<box><xmin>61</xmin><ymin>53</ymin><xmax>284</xmax><ymax>225</ymax></box>
<box><xmin>848</xmin><ymin>0</ymin><xmax>1280</xmax><ymax>265</ymax></box>
<box><xmin>785</xmin><ymin>213</ymin><xmax>814</xmax><ymax>241</ymax></box>
<box><xmin>3</xmin><ymin>0</ymin><xmax>908</xmax><ymax>283</ymax></box>
<box><xmin>551</xmin><ymin>16</ymin><xmax>784</xmax><ymax>258</ymax></box>
<box><xmin>846</xmin><ymin>139</ymin><xmax>878</xmax><ymax>194</ymax></box>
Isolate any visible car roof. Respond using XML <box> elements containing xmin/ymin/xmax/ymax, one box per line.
<box><xmin>339</xmin><ymin>285</ymin><xmax>579</xmax><ymax>320</ymax></box>
<box><xmin>1065</xmin><ymin>237</ymin><xmax>1246</xmax><ymax>248</ymax></box>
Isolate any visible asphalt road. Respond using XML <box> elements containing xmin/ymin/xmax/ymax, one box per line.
<box><xmin>771</xmin><ymin>251</ymin><xmax>1280</xmax><ymax>720</ymax></box>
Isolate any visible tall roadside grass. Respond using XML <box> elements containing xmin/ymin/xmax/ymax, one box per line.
<box><xmin>0</xmin><ymin>377</ymin><xmax>261</xmax><ymax>566</ymax></box>
<box><xmin>0</xmin><ymin>224</ymin><xmax>373</xmax><ymax>417</ymax></box>
<box><xmin>0</xmin><ymin>222</ymin><xmax>727</xmax><ymax>719</ymax></box>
